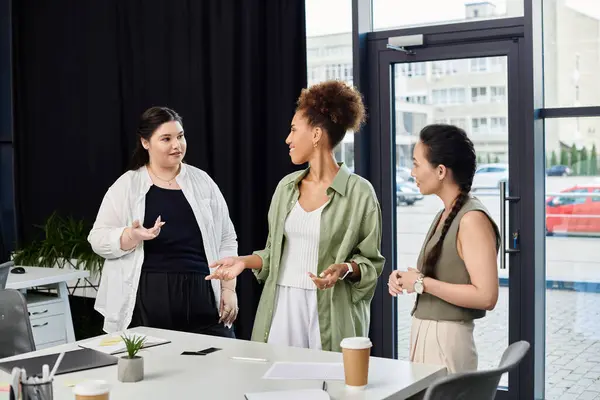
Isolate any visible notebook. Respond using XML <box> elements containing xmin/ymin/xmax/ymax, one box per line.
<box><xmin>78</xmin><ymin>332</ymin><xmax>170</xmax><ymax>355</ymax></box>
<box><xmin>0</xmin><ymin>349</ymin><xmax>117</xmax><ymax>376</ymax></box>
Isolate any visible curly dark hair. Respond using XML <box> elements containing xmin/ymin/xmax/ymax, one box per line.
<box><xmin>296</xmin><ymin>80</ymin><xmax>366</xmax><ymax>148</ymax></box>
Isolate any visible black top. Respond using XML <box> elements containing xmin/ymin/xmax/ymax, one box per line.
<box><xmin>142</xmin><ymin>185</ymin><xmax>210</xmax><ymax>274</ymax></box>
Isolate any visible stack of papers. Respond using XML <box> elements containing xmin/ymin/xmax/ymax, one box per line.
<box><xmin>262</xmin><ymin>362</ymin><xmax>345</xmax><ymax>380</ymax></box>
<box><xmin>78</xmin><ymin>332</ymin><xmax>170</xmax><ymax>355</ymax></box>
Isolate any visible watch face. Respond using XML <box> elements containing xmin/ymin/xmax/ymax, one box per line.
<box><xmin>414</xmin><ymin>281</ymin><xmax>424</xmax><ymax>294</ymax></box>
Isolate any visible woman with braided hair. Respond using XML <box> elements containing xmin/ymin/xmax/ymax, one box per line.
<box><xmin>388</xmin><ymin>124</ymin><xmax>500</xmax><ymax>373</ymax></box>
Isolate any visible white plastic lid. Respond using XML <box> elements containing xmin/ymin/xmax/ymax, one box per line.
<box><xmin>72</xmin><ymin>380</ymin><xmax>111</xmax><ymax>396</ymax></box>
<box><xmin>340</xmin><ymin>337</ymin><xmax>372</xmax><ymax>350</ymax></box>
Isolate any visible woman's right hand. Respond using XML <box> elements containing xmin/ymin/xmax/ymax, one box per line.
<box><xmin>205</xmin><ymin>257</ymin><xmax>246</xmax><ymax>281</ymax></box>
<box><xmin>129</xmin><ymin>216</ymin><xmax>165</xmax><ymax>241</ymax></box>
<box><xmin>388</xmin><ymin>270</ymin><xmax>404</xmax><ymax>297</ymax></box>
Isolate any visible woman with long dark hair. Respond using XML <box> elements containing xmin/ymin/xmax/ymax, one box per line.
<box><xmin>89</xmin><ymin>106</ymin><xmax>238</xmax><ymax>337</ymax></box>
<box><xmin>388</xmin><ymin>124</ymin><xmax>500</xmax><ymax>373</ymax></box>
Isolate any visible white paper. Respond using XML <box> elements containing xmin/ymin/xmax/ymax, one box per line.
<box><xmin>245</xmin><ymin>389</ymin><xmax>330</xmax><ymax>400</ymax></box>
<box><xmin>78</xmin><ymin>332</ymin><xmax>169</xmax><ymax>355</ymax></box>
<box><xmin>262</xmin><ymin>362</ymin><xmax>345</xmax><ymax>380</ymax></box>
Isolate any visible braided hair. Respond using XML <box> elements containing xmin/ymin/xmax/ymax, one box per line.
<box><xmin>419</xmin><ymin>124</ymin><xmax>477</xmax><ymax>278</ymax></box>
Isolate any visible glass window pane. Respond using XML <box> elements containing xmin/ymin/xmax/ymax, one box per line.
<box><xmin>544</xmin><ymin>1</ymin><xmax>600</xmax><ymax>107</ymax></box>
<box><xmin>373</xmin><ymin>0</ymin><xmax>524</xmax><ymax>31</ymax></box>
<box><xmin>545</xmin><ymin>117</ymin><xmax>600</xmax><ymax>398</ymax></box>
<box><xmin>305</xmin><ymin>0</ymin><xmax>355</xmax><ymax>171</ymax></box>
<box><xmin>393</xmin><ymin>56</ymin><xmax>509</xmax><ymax>388</ymax></box>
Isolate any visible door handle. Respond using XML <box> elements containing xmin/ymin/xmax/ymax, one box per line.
<box><xmin>499</xmin><ymin>180</ymin><xmax>520</xmax><ymax>270</ymax></box>
<box><xmin>32</xmin><ymin>322</ymin><xmax>49</xmax><ymax>328</ymax></box>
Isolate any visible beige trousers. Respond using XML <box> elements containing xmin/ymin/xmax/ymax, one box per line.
<box><xmin>409</xmin><ymin>317</ymin><xmax>478</xmax><ymax>374</ymax></box>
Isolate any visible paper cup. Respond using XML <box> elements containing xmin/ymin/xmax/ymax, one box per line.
<box><xmin>73</xmin><ymin>380</ymin><xmax>110</xmax><ymax>400</ymax></box>
<box><xmin>340</xmin><ymin>337</ymin><xmax>372</xmax><ymax>390</ymax></box>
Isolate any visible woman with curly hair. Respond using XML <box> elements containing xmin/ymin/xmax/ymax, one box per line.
<box><xmin>387</xmin><ymin>124</ymin><xmax>500</xmax><ymax>373</ymax></box>
<box><xmin>206</xmin><ymin>80</ymin><xmax>385</xmax><ymax>352</ymax></box>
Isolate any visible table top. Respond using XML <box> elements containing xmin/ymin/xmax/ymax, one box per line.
<box><xmin>0</xmin><ymin>327</ymin><xmax>445</xmax><ymax>399</ymax></box>
<box><xmin>6</xmin><ymin>266</ymin><xmax>89</xmax><ymax>290</ymax></box>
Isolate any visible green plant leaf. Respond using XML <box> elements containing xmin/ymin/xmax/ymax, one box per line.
<box><xmin>120</xmin><ymin>334</ymin><xmax>147</xmax><ymax>359</ymax></box>
<box><xmin>12</xmin><ymin>212</ymin><xmax>105</xmax><ymax>275</ymax></box>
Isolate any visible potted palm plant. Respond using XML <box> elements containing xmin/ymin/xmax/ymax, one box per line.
<box><xmin>118</xmin><ymin>334</ymin><xmax>147</xmax><ymax>383</ymax></box>
<box><xmin>12</xmin><ymin>212</ymin><xmax>106</xmax><ymax>341</ymax></box>
<box><xmin>12</xmin><ymin>212</ymin><xmax>104</xmax><ymax>276</ymax></box>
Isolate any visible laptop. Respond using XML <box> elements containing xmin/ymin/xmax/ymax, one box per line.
<box><xmin>0</xmin><ymin>348</ymin><xmax>118</xmax><ymax>376</ymax></box>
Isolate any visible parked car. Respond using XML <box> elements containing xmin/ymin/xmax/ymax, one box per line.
<box><xmin>396</xmin><ymin>166</ymin><xmax>415</xmax><ymax>183</ymax></box>
<box><xmin>546</xmin><ymin>184</ymin><xmax>600</xmax><ymax>235</ymax></box>
<box><xmin>472</xmin><ymin>163</ymin><xmax>508</xmax><ymax>192</ymax></box>
<box><xmin>397</xmin><ymin>178</ymin><xmax>423</xmax><ymax>206</ymax></box>
<box><xmin>546</xmin><ymin>165</ymin><xmax>572</xmax><ymax>177</ymax></box>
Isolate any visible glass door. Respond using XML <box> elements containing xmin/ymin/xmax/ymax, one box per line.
<box><xmin>372</xmin><ymin>39</ymin><xmax>526</xmax><ymax>398</ymax></box>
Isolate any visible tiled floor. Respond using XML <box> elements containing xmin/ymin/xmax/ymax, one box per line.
<box><xmin>396</xmin><ymin>288</ymin><xmax>600</xmax><ymax>399</ymax></box>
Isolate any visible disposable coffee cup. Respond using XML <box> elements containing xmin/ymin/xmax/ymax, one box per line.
<box><xmin>73</xmin><ymin>380</ymin><xmax>111</xmax><ymax>400</ymax></box>
<box><xmin>340</xmin><ymin>337</ymin><xmax>372</xmax><ymax>390</ymax></box>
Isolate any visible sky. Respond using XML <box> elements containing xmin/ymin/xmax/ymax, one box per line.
<box><xmin>305</xmin><ymin>0</ymin><xmax>511</xmax><ymax>36</ymax></box>
<box><xmin>305</xmin><ymin>0</ymin><xmax>600</xmax><ymax>37</ymax></box>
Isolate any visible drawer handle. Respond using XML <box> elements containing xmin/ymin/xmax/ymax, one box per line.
<box><xmin>32</xmin><ymin>322</ymin><xmax>49</xmax><ymax>328</ymax></box>
<box><xmin>31</xmin><ymin>309</ymin><xmax>49</xmax><ymax>316</ymax></box>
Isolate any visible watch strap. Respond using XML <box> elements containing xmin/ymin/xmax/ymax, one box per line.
<box><xmin>340</xmin><ymin>262</ymin><xmax>353</xmax><ymax>280</ymax></box>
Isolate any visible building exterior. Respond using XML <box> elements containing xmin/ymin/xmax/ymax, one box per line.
<box><xmin>307</xmin><ymin>0</ymin><xmax>600</xmax><ymax>170</ymax></box>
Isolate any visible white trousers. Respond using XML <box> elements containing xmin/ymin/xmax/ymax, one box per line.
<box><xmin>267</xmin><ymin>285</ymin><xmax>322</xmax><ymax>350</ymax></box>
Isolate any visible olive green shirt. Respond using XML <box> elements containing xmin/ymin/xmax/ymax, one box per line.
<box><xmin>251</xmin><ymin>163</ymin><xmax>385</xmax><ymax>352</ymax></box>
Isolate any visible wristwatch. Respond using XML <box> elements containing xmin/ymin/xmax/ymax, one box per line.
<box><xmin>340</xmin><ymin>262</ymin><xmax>354</xmax><ymax>280</ymax></box>
<box><xmin>414</xmin><ymin>273</ymin><xmax>425</xmax><ymax>294</ymax></box>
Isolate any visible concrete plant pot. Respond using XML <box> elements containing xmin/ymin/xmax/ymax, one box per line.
<box><xmin>118</xmin><ymin>356</ymin><xmax>144</xmax><ymax>383</ymax></box>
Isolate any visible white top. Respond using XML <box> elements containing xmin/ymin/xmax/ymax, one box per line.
<box><xmin>0</xmin><ymin>327</ymin><xmax>447</xmax><ymax>399</ymax></box>
<box><xmin>277</xmin><ymin>202</ymin><xmax>325</xmax><ymax>290</ymax></box>
<box><xmin>6</xmin><ymin>266</ymin><xmax>89</xmax><ymax>290</ymax></box>
<box><xmin>87</xmin><ymin>164</ymin><xmax>238</xmax><ymax>333</ymax></box>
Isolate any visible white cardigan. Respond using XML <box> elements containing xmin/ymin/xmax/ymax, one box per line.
<box><xmin>88</xmin><ymin>164</ymin><xmax>238</xmax><ymax>333</ymax></box>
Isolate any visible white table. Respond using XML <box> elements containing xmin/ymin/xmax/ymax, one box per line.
<box><xmin>6</xmin><ymin>266</ymin><xmax>89</xmax><ymax>348</ymax></box>
<box><xmin>0</xmin><ymin>327</ymin><xmax>446</xmax><ymax>399</ymax></box>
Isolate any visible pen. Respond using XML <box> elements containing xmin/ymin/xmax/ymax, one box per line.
<box><xmin>49</xmin><ymin>352</ymin><xmax>65</xmax><ymax>379</ymax></box>
<box><xmin>230</xmin><ymin>356</ymin><xmax>268</xmax><ymax>362</ymax></box>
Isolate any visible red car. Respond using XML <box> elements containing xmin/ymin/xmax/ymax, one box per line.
<box><xmin>546</xmin><ymin>184</ymin><xmax>600</xmax><ymax>235</ymax></box>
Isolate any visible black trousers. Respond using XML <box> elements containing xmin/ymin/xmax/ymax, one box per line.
<box><xmin>130</xmin><ymin>270</ymin><xmax>235</xmax><ymax>338</ymax></box>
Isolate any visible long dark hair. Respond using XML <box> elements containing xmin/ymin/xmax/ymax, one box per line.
<box><xmin>420</xmin><ymin>124</ymin><xmax>476</xmax><ymax>278</ymax></box>
<box><xmin>129</xmin><ymin>106</ymin><xmax>182</xmax><ymax>170</ymax></box>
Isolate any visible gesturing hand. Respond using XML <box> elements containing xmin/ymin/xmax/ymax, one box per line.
<box><xmin>129</xmin><ymin>216</ymin><xmax>165</xmax><ymax>241</ymax></box>
<box><xmin>205</xmin><ymin>257</ymin><xmax>246</xmax><ymax>281</ymax></box>
<box><xmin>308</xmin><ymin>264</ymin><xmax>347</xmax><ymax>290</ymax></box>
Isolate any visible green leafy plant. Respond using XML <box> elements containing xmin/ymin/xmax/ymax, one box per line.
<box><xmin>12</xmin><ymin>212</ymin><xmax>104</xmax><ymax>276</ymax></box>
<box><xmin>121</xmin><ymin>334</ymin><xmax>147</xmax><ymax>359</ymax></box>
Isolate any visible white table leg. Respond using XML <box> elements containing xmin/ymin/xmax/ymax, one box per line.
<box><xmin>59</xmin><ymin>281</ymin><xmax>76</xmax><ymax>342</ymax></box>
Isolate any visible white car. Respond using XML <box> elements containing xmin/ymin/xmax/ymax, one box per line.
<box><xmin>472</xmin><ymin>163</ymin><xmax>508</xmax><ymax>192</ymax></box>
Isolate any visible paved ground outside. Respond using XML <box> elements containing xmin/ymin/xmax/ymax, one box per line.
<box><xmin>395</xmin><ymin>176</ymin><xmax>600</xmax><ymax>399</ymax></box>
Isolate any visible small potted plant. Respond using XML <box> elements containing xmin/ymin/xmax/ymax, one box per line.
<box><xmin>117</xmin><ymin>334</ymin><xmax>146</xmax><ymax>383</ymax></box>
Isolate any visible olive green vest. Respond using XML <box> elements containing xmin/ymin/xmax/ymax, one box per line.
<box><xmin>411</xmin><ymin>196</ymin><xmax>500</xmax><ymax>321</ymax></box>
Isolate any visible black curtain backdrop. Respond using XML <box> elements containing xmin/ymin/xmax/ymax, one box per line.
<box><xmin>12</xmin><ymin>0</ymin><xmax>306</xmax><ymax>340</ymax></box>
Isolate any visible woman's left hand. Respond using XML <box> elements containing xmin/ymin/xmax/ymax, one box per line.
<box><xmin>308</xmin><ymin>264</ymin><xmax>346</xmax><ymax>290</ymax></box>
<box><xmin>390</xmin><ymin>267</ymin><xmax>421</xmax><ymax>295</ymax></box>
<box><xmin>219</xmin><ymin>288</ymin><xmax>238</xmax><ymax>325</ymax></box>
